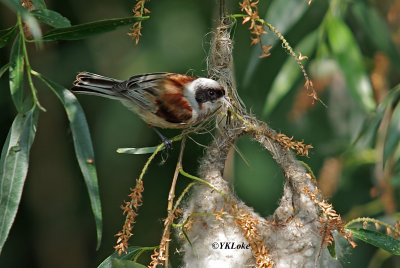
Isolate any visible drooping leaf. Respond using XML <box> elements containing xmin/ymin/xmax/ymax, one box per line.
<box><xmin>327</xmin><ymin>17</ymin><xmax>376</xmax><ymax>113</ymax></box>
<box><xmin>243</xmin><ymin>0</ymin><xmax>311</xmax><ymax>84</ymax></box>
<box><xmin>98</xmin><ymin>246</ymin><xmax>144</xmax><ymax>268</ymax></box>
<box><xmin>182</xmin><ymin>227</ymin><xmax>195</xmax><ymax>252</ymax></box>
<box><xmin>42</xmin><ymin>16</ymin><xmax>149</xmax><ymax>41</ymax></box>
<box><xmin>383</xmin><ymin>101</ymin><xmax>400</xmax><ymax>164</ymax></box>
<box><xmin>0</xmin><ymin>129</ymin><xmax>12</xmax><ymax>182</ymax></box>
<box><xmin>117</xmin><ymin>146</ymin><xmax>164</xmax><ymax>155</ymax></box>
<box><xmin>0</xmin><ymin>107</ymin><xmax>39</xmax><ymax>254</ymax></box>
<box><xmin>262</xmin><ymin>30</ymin><xmax>317</xmax><ymax>116</ymax></box>
<box><xmin>34</xmin><ymin>73</ymin><xmax>102</xmax><ymax>249</ymax></box>
<box><xmin>9</xmin><ymin>33</ymin><xmax>25</xmax><ymax>113</ymax></box>
<box><xmin>352</xmin><ymin>2</ymin><xmax>400</xmax><ymax>71</ymax></box>
<box><xmin>393</xmin><ymin>134</ymin><xmax>400</xmax><ymax>177</ymax></box>
<box><xmin>229</xmin><ymin>17</ymin><xmax>238</xmax><ymax>40</ymax></box>
<box><xmin>0</xmin><ymin>62</ymin><xmax>10</xmax><ymax>78</ymax></box>
<box><xmin>353</xmin><ymin>86</ymin><xmax>400</xmax><ymax>147</ymax></box>
<box><xmin>31</xmin><ymin>9</ymin><xmax>71</xmax><ymax>28</ymax></box>
<box><xmin>0</xmin><ymin>25</ymin><xmax>17</xmax><ymax>48</ymax></box>
<box><xmin>348</xmin><ymin>227</ymin><xmax>400</xmax><ymax>255</ymax></box>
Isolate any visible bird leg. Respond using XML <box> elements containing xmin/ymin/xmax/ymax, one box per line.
<box><xmin>151</xmin><ymin>127</ymin><xmax>173</xmax><ymax>149</ymax></box>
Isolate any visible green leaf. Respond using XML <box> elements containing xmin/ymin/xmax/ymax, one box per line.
<box><xmin>243</xmin><ymin>0</ymin><xmax>311</xmax><ymax>84</ymax></box>
<box><xmin>0</xmin><ymin>62</ymin><xmax>10</xmax><ymax>78</ymax></box>
<box><xmin>112</xmin><ymin>259</ymin><xmax>148</xmax><ymax>268</ymax></box>
<box><xmin>42</xmin><ymin>16</ymin><xmax>149</xmax><ymax>41</ymax></box>
<box><xmin>31</xmin><ymin>9</ymin><xmax>71</xmax><ymax>28</ymax></box>
<box><xmin>229</xmin><ymin>17</ymin><xmax>238</xmax><ymax>40</ymax></box>
<box><xmin>352</xmin><ymin>2</ymin><xmax>400</xmax><ymax>71</ymax></box>
<box><xmin>0</xmin><ymin>25</ymin><xmax>17</xmax><ymax>48</ymax></box>
<box><xmin>34</xmin><ymin>73</ymin><xmax>102</xmax><ymax>249</ymax></box>
<box><xmin>0</xmin><ymin>107</ymin><xmax>39</xmax><ymax>254</ymax></box>
<box><xmin>383</xmin><ymin>101</ymin><xmax>400</xmax><ymax>163</ymax></box>
<box><xmin>348</xmin><ymin>227</ymin><xmax>400</xmax><ymax>255</ymax></box>
<box><xmin>262</xmin><ymin>30</ymin><xmax>317</xmax><ymax>116</ymax></box>
<box><xmin>32</xmin><ymin>0</ymin><xmax>46</xmax><ymax>9</ymax></box>
<box><xmin>0</xmin><ymin>130</ymin><xmax>12</xmax><ymax>182</ymax></box>
<box><xmin>327</xmin><ymin>240</ymin><xmax>337</xmax><ymax>259</ymax></box>
<box><xmin>327</xmin><ymin>17</ymin><xmax>376</xmax><ymax>113</ymax></box>
<box><xmin>182</xmin><ymin>227</ymin><xmax>195</xmax><ymax>253</ymax></box>
<box><xmin>353</xmin><ymin>85</ymin><xmax>400</xmax><ymax>147</ymax></box>
<box><xmin>117</xmin><ymin>146</ymin><xmax>164</xmax><ymax>155</ymax></box>
<box><xmin>98</xmin><ymin>246</ymin><xmax>143</xmax><ymax>268</ymax></box>
<box><xmin>9</xmin><ymin>33</ymin><xmax>25</xmax><ymax>113</ymax></box>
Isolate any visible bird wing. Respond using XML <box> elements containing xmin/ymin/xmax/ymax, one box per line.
<box><xmin>115</xmin><ymin>73</ymin><xmax>197</xmax><ymax>124</ymax></box>
<box><xmin>114</xmin><ymin>73</ymin><xmax>168</xmax><ymax>113</ymax></box>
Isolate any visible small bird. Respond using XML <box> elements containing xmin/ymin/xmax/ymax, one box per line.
<box><xmin>71</xmin><ymin>72</ymin><xmax>225</xmax><ymax>144</ymax></box>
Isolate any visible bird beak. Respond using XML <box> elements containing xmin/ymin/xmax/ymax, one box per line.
<box><xmin>221</xmin><ymin>96</ymin><xmax>230</xmax><ymax>106</ymax></box>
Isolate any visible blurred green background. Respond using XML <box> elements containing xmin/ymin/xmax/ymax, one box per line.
<box><xmin>1</xmin><ymin>0</ymin><xmax>400</xmax><ymax>267</ymax></box>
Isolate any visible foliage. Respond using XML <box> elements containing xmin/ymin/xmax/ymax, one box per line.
<box><xmin>0</xmin><ymin>0</ymin><xmax>149</xmax><ymax>255</ymax></box>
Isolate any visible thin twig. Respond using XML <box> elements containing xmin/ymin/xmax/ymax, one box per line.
<box><xmin>133</xmin><ymin>246</ymin><xmax>159</xmax><ymax>263</ymax></box>
<box><xmin>179</xmin><ymin>168</ymin><xmax>230</xmax><ymax>201</ymax></box>
<box><xmin>18</xmin><ymin>14</ymin><xmax>45</xmax><ymax>111</ymax></box>
<box><xmin>139</xmin><ymin>135</ymin><xmax>182</xmax><ymax>182</ymax></box>
<box><xmin>168</xmin><ymin>135</ymin><xmax>187</xmax><ymax>210</ymax></box>
<box><xmin>164</xmin><ymin>135</ymin><xmax>187</xmax><ymax>268</ymax></box>
<box><xmin>172</xmin><ymin>182</ymin><xmax>198</xmax><ymax>216</ymax></box>
<box><xmin>173</xmin><ymin>212</ymin><xmax>234</xmax><ymax>228</ymax></box>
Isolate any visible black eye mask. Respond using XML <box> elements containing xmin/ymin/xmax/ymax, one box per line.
<box><xmin>195</xmin><ymin>87</ymin><xmax>225</xmax><ymax>103</ymax></box>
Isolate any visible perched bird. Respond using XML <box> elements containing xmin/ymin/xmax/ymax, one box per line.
<box><xmin>71</xmin><ymin>72</ymin><xmax>225</xmax><ymax>144</ymax></box>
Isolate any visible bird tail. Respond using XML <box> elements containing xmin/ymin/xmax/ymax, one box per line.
<box><xmin>71</xmin><ymin>72</ymin><xmax>123</xmax><ymax>99</ymax></box>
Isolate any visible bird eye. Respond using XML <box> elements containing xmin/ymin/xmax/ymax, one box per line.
<box><xmin>207</xmin><ymin>90</ymin><xmax>216</xmax><ymax>96</ymax></box>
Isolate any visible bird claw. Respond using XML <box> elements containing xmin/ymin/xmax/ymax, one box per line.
<box><xmin>152</xmin><ymin>127</ymin><xmax>173</xmax><ymax>150</ymax></box>
<box><xmin>162</xmin><ymin>137</ymin><xmax>173</xmax><ymax>150</ymax></box>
